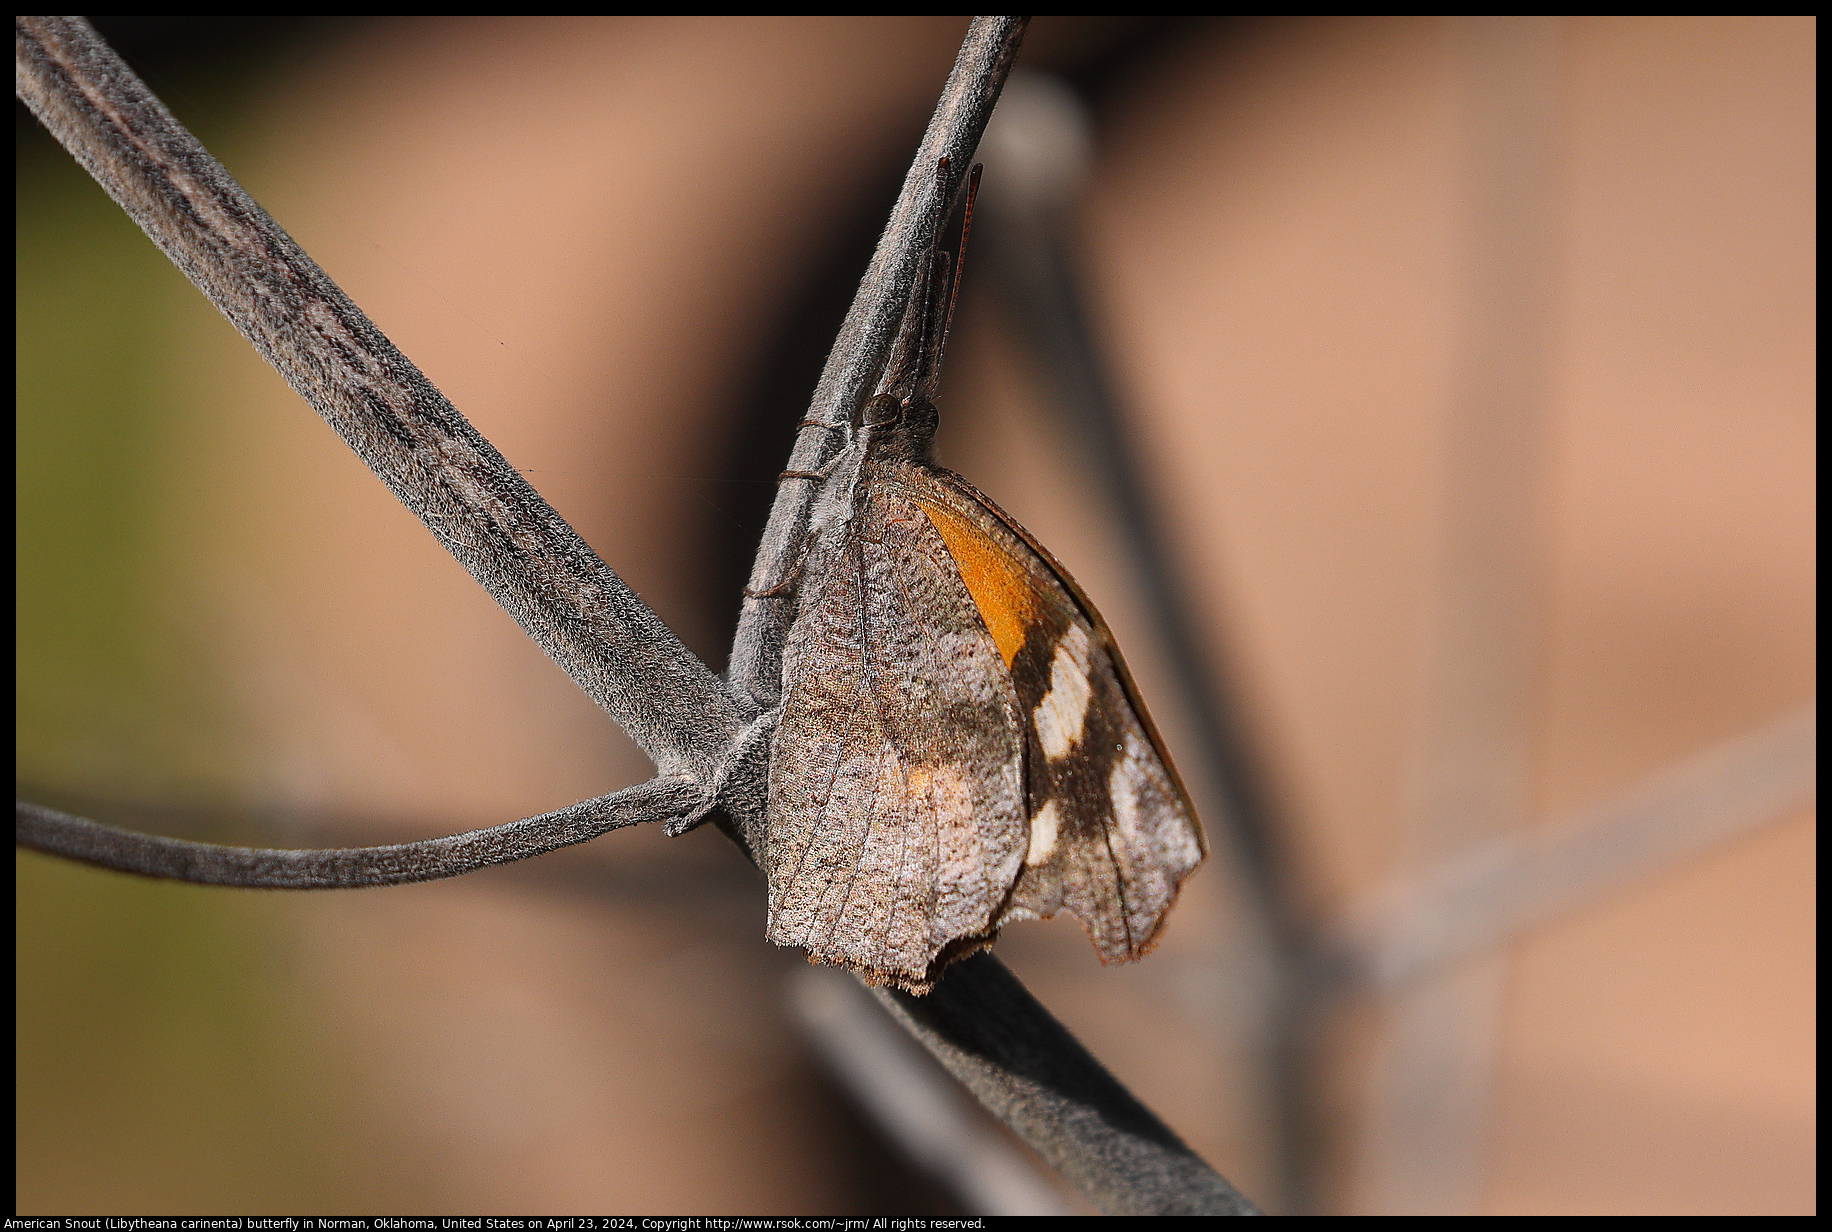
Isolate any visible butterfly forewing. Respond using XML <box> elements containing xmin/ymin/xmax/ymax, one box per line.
<box><xmin>913</xmin><ymin>471</ymin><xmax>1206</xmax><ymax>964</ymax></box>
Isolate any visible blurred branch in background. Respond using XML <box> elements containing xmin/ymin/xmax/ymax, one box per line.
<box><xmin>971</xmin><ymin>67</ymin><xmax>1309</xmax><ymax>1210</ymax></box>
<box><xmin>1358</xmin><ymin>15</ymin><xmax>1562</xmax><ymax>1215</ymax></box>
<box><xmin>1325</xmin><ymin>703</ymin><xmax>1816</xmax><ymax>997</ymax></box>
<box><xmin>790</xmin><ymin>967</ymin><xmax>1072</xmax><ymax>1215</ymax></box>
<box><xmin>975</xmin><ymin>74</ymin><xmax>1301</xmax><ymax>926</ymax></box>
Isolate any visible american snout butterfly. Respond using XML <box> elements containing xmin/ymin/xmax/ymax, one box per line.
<box><xmin>762</xmin><ymin>165</ymin><xmax>1205</xmax><ymax>993</ymax></box>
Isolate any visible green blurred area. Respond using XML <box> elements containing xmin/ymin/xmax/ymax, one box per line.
<box><xmin>15</xmin><ymin>30</ymin><xmax>431</xmax><ymax>1212</ymax></box>
<box><xmin>15</xmin><ymin>855</ymin><xmax>413</xmax><ymax>1212</ymax></box>
<box><xmin>16</xmin><ymin>123</ymin><xmax>233</xmax><ymax>800</ymax></box>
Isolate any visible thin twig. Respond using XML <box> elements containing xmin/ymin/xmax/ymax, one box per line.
<box><xmin>726</xmin><ymin>16</ymin><xmax>1028</xmax><ymax>713</ymax></box>
<box><xmin>16</xmin><ymin>778</ymin><xmax>703</xmax><ymax>888</ymax></box>
<box><xmin>15</xmin><ymin>15</ymin><xmax>747</xmax><ymax>786</ymax></box>
<box><xmin>1320</xmin><ymin>703</ymin><xmax>1817</xmax><ymax>996</ymax></box>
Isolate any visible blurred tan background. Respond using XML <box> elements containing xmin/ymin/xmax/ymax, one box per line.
<box><xmin>16</xmin><ymin>16</ymin><xmax>1814</xmax><ymax>1214</ymax></box>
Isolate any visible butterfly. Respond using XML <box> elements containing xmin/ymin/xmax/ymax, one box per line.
<box><xmin>761</xmin><ymin>165</ymin><xmax>1206</xmax><ymax>993</ymax></box>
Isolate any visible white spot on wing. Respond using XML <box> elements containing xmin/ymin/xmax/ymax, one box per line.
<box><xmin>1109</xmin><ymin>730</ymin><xmax>1149</xmax><ymax>845</ymax></box>
<box><xmin>1109</xmin><ymin>728</ymin><xmax>1203</xmax><ymax>868</ymax></box>
<box><xmin>1026</xmin><ymin>799</ymin><xmax>1061</xmax><ymax>867</ymax></box>
<box><xmin>1033</xmin><ymin>624</ymin><xmax>1094</xmax><ymax>760</ymax></box>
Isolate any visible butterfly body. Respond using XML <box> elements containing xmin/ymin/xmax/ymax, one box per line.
<box><xmin>764</xmin><ymin>390</ymin><xmax>1206</xmax><ymax>992</ymax></box>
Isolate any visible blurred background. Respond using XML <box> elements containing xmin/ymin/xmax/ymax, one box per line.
<box><xmin>16</xmin><ymin>16</ymin><xmax>1814</xmax><ymax>1215</ymax></box>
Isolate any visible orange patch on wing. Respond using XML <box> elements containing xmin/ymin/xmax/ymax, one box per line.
<box><xmin>916</xmin><ymin>498</ymin><xmax>1035</xmax><ymax>667</ymax></box>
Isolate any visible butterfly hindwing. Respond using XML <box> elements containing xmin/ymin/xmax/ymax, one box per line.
<box><xmin>765</xmin><ymin>468</ymin><xmax>1027</xmax><ymax>991</ymax></box>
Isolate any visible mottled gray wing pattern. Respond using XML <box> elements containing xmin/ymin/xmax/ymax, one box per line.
<box><xmin>765</xmin><ymin>473</ymin><xmax>1027</xmax><ymax>992</ymax></box>
<box><xmin>915</xmin><ymin>474</ymin><xmax>1207</xmax><ymax>965</ymax></box>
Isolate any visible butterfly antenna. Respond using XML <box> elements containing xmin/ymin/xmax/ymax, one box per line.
<box><xmin>881</xmin><ymin>158</ymin><xmax>954</xmax><ymax>404</ymax></box>
<box><xmin>916</xmin><ymin>161</ymin><xmax>981</xmax><ymax>405</ymax></box>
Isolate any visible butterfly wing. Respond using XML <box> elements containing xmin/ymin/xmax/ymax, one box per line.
<box><xmin>765</xmin><ymin>466</ymin><xmax>1028</xmax><ymax>991</ymax></box>
<box><xmin>912</xmin><ymin>471</ymin><xmax>1207</xmax><ymax>964</ymax></box>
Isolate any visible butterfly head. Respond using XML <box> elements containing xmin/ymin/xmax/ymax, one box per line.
<box><xmin>860</xmin><ymin>391</ymin><xmax>939</xmax><ymax>467</ymax></box>
<box><xmin>857</xmin><ymin>161</ymin><xmax>980</xmax><ymax>473</ymax></box>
